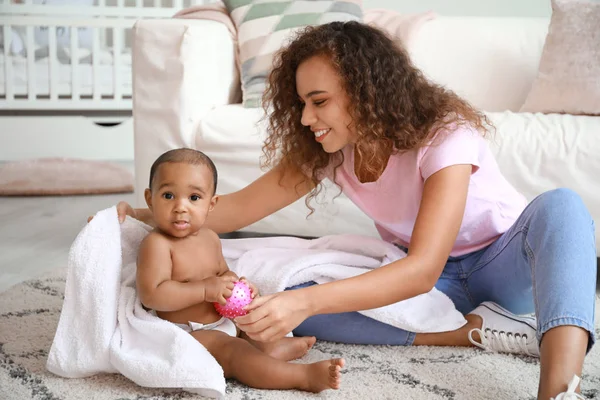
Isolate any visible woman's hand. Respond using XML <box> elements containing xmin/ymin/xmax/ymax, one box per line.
<box><xmin>234</xmin><ymin>290</ymin><xmax>310</xmax><ymax>342</ymax></box>
<box><xmin>115</xmin><ymin>201</ymin><xmax>137</xmax><ymax>223</ymax></box>
<box><xmin>87</xmin><ymin>201</ymin><xmax>137</xmax><ymax>224</ymax></box>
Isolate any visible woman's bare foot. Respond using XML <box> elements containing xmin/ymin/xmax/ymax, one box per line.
<box><xmin>302</xmin><ymin>358</ymin><xmax>345</xmax><ymax>393</ymax></box>
<box><xmin>243</xmin><ymin>334</ymin><xmax>316</xmax><ymax>361</ymax></box>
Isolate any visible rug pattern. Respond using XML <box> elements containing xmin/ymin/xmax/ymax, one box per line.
<box><xmin>1</xmin><ymin>268</ymin><xmax>599</xmax><ymax>400</ymax></box>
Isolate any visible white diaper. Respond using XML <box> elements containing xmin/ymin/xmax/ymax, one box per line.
<box><xmin>172</xmin><ymin>317</ymin><xmax>238</xmax><ymax>337</ymax></box>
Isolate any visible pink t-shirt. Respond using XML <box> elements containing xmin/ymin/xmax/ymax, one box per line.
<box><xmin>327</xmin><ymin>125</ymin><xmax>527</xmax><ymax>256</ymax></box>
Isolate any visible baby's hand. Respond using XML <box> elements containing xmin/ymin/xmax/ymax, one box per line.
<box><xmin>88</xmin><ymin>201</ymin><xmax>136</xmax><ymax>224</ymax></box>
<box><xmin>240</xmin><ymin>277</ymin><xmax>260</xmax><ymax>299</ymax></box>
<box><xmin>204</xmin><ymin>275</ymin><xmax>236</xmax><ymax>305</ymax></box>
<box><xmin>219</xmin><ymin>270</ymin><xmax>240</xmax><ymax>281</ymax></box>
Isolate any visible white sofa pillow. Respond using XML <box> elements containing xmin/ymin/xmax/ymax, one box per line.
<box><xmin>488</xmin><ymin>111</ymin><xmax>600</xmax><ymax>247</ymax></box>
<box><xmin>194</xmin><ymin>106</ymin><xmax>600</xmax><ymax>247</ymax></box>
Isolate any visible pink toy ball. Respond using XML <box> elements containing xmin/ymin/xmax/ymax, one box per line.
<box><xmin>214</xmin><ymin>281</ymin><xmax>253</xmax><ymax>319</ymax></box>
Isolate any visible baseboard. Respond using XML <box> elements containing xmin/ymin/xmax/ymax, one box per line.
<box><xmin>0</xmin><ymin>115</ymin><xmax>134</xmax><ymax>161</ymax></box>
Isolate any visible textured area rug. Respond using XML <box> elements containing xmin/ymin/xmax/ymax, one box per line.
<box><xmin>1</xmin><ymin>268</ymin><xmax>599</xmax><ymax>400</ymax></box>
<box><xmin>0</xmin><ymin>158</ymin><xmax>133</xmax><ymax>196</ymax></box>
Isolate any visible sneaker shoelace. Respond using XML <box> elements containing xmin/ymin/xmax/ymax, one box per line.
<box><xmin>468</xmin><ymin>328</ymin><xmax>534</xmax><ymax>356</ymax></box>
<box><xmin>551</xmin><ymin>375</ymin><xmax>585</xmax><ymax>400</ymax></box>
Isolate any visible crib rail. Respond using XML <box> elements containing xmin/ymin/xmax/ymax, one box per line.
<box><xmin>1</xmin><ymin>17</ymin><xmax>137</xmax><ymax>110</ymax></box>
<box><xmin>2</xmin><ymin>3</ymin><xmax>189</xmax><ymax>19</ymax></box>
<box><xmin>1</xmin><ymin>0</ymin><xmax>204</xmax><ymax>17</ymax></box>
<box><xmin>0</xmin><ymin>0</ymin><xmax>209</xmax><ymax>111</ymax></box>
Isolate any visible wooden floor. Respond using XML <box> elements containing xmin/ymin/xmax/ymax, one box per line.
<box><xmin>0</xmin><ymin>191</ymin><xmax>137</xmax><ymax>292</ymax></box>
<box><xmin>0</xmin><ymin>177</ymin><xmax>598</xmax><ymax>294</ymax></box>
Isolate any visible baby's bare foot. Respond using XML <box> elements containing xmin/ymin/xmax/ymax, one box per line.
<box><xmin>303</xmin><ymin>358</ymin><xmax>345</xmax><ymax>393</ymax></box>
<box><xmin>249</xmin><ymin>336</ymin><xmax>316</xmax><ymax>361</ymax></box>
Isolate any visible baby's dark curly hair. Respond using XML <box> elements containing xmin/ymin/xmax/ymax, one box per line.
<box><xmin>262</xmin><ymin>20</ymin><xmax>492</xmax><ymax>212</ymax></box>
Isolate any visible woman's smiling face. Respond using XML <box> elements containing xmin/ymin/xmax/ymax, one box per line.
<box><xmin>296</xmin><ymin>54</ymin><xmax>357</xmax><ymax>153</ymax></box>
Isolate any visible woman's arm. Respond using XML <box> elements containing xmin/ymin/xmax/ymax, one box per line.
<box><xmin>123</xmin><ymin>163</ymin><xmax>313</xmax><ymax>233</ymax></box>
<box><xmin>206</xmin><ymin>163</ymin><xmax>314</xmax><ymax>233</ymax></box>
<box><xmin>236</xmin><ymin>164</ymin><xmax>472</xmax><ymax>340</ymax></box>
<box><xmin>305</xmin><ymin>163</ymin><xmax>472</xmax><ymax>313</ymax></box>
<box><xmin>131</xmin><ymin>207</ymin><xmax>154</xmax><ymax>226</ymax></box>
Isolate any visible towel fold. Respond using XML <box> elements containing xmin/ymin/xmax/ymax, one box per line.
<box><xmin>47</xmin><ymin>206</ymin><xmax>466</xmax><ymax>398</ymax></box>
<box><xmin>222</xmin><ymin>235</ymin><xmax>466</xmax><ymax>334</ymax></box>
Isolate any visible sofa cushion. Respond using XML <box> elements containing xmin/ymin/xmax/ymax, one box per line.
<box><xmin>487</xmin><ymin>111</ymin><xmax>600</xmax><ymax>232</ymax></box>
<box><xmin>200</xmin><ymin>106</ymin><xmax>600</xmax><ymax>213</ymax></box>
<box><xmin>196</xmin><ymin>105</ymin><xmax>600</xmax><ymax>247</ymax></box>
<box><xmin>195</xmin><ymin>104</ymin><xmax>378</xmax><ymax>238</ymax></box>
<box><xmin>520</xmin><ymin>0</ymin><xmax>600</xmax><ymax>115</ymax></box>
<box><xmin>222</xmin><ymin>0</ymin><xmax>363</xmax><ymax>108</ymax></box>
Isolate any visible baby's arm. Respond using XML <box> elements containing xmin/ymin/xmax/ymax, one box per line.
<box><xmin>136</xmin><ymin>233</ymin><xmax>236</xmax><ymax>311</ymax></box>
<box><xmin>212</xmin><ymin>234</ymin><xmax>258</xmax><ymax>297</ymax></box>
<box><xmin>214</xmin><ymin>232</ymin><xmax>237</xmax><ymax>280</ymax></box>
<box><xmin>214</xmin><ymin>235</ymin><xmax>260</xmax><ymax>298</ymax></box>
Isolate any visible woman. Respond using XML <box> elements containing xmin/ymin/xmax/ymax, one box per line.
<box><xmin>110</xmin><ymin>22</ymin><xmax>596</xmax><ymax>398</ymax></box>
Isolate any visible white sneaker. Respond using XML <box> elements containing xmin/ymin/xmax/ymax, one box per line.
<box><xmin>467</xmin><ymin>301</ymin><xmax>539</xmax><ymax>357</ymax></box>
<box><xmin>551</xmin><ymin>375</ymin><xmax>586</xmax><ymax>399</ymax></box>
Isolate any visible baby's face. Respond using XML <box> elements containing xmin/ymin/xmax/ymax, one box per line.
<box><xmin>145</xmin><ymin>162</ymin><xmax>217</xmax><ymax>238</ymax></box>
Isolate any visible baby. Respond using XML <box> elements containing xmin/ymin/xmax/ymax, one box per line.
<box><xmin>136</xmin><ymin>148</ymin><xmax>344</xmax><ymax>392</ymax></box>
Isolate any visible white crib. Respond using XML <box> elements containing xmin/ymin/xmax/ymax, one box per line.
<box><xmin>0</xmin><ymin>0</ymin><xmax>209</xmax><ymax>161</ymax></box>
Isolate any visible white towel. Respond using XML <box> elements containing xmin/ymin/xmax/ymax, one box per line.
<box><xmin>47</xmin><ymin>206</ymin><xmax>466</xmax><ymax>398</ymax></box>
<box><xmin>47</xmin><ymin>206</ymin><xmax>225</xmax><ymax>398</ymax></box>
<box><xmin>222</xmin><ymin>235</ymin><xmax>466</xmax><ymax>334</ymax></box>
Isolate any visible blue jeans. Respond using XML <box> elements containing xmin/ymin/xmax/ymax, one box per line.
<box><xmin>287</xmin><ymin>189</ymin><xmax>597</xmax><ymax>350</ymax></box>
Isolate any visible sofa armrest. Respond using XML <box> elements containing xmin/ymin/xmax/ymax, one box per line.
<box><xmin>132</xmin><ymin>18</ymin><xmax>239</xmax><ymax>206</ymax></box>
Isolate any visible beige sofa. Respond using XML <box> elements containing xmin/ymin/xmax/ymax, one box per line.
<box><xmin>132</xmin><ymin>14</ymin><xmax>600</xmax><ymax>249</ymax></box>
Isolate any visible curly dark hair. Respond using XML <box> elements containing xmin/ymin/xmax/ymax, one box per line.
<box><xmin>262</xmin><ymin>20</ymin><xmax>492</xmax><ymax>212</ymax></box>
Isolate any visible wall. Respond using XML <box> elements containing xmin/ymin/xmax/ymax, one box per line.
<box><xmin>363</xmin><ymin>0</ymin><xmax>552</xmax><ymax>17</ymax></box>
